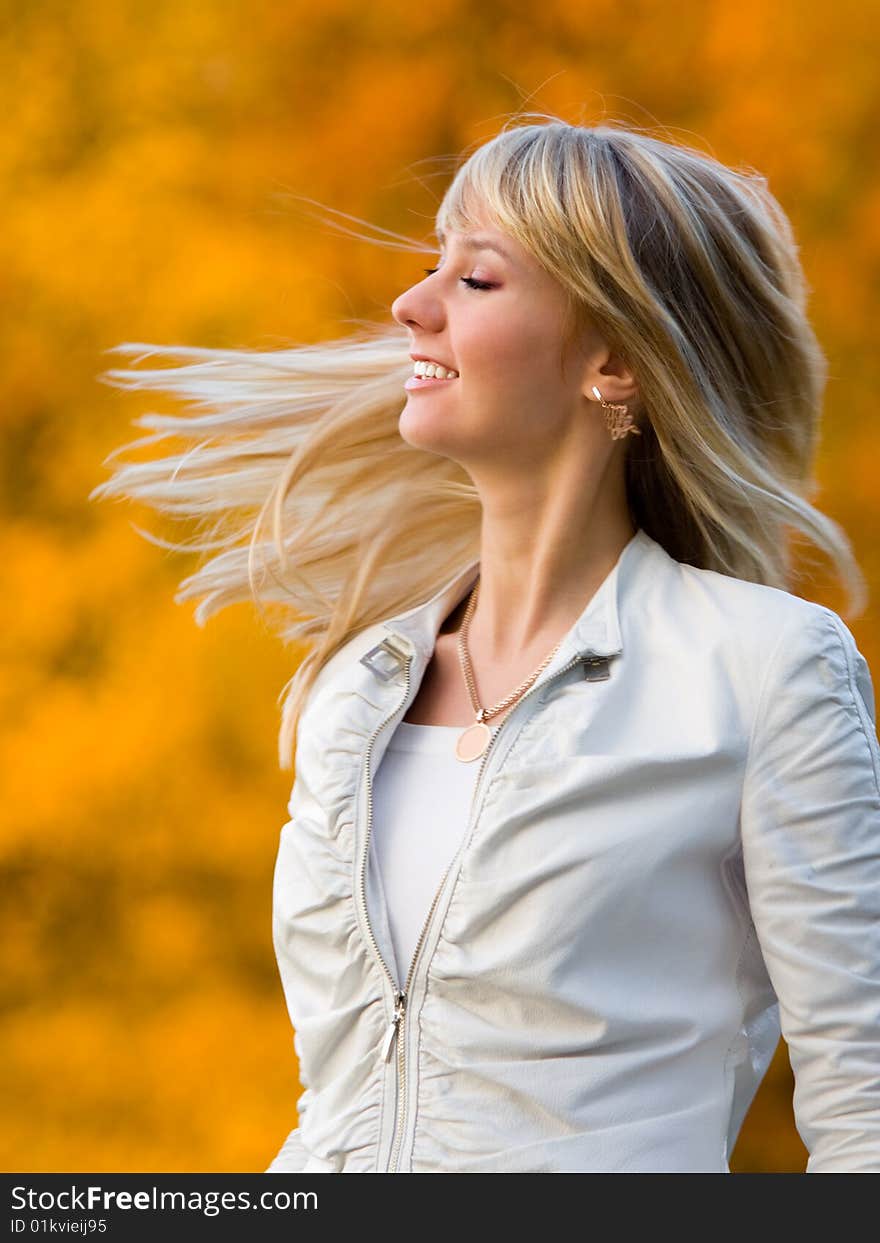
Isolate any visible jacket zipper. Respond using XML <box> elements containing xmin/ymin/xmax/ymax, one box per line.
<box><xmin>359</xmin><ymin>643</ymin><xmax>605</xmax><ymax>1173</ymax></box>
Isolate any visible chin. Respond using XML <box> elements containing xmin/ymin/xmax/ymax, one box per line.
<box><xmin>398</xmin><ymin>408</ymin><xmax>463</xmax><ymax>456</ymax></box>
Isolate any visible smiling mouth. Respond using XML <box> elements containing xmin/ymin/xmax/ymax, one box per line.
<box><xmin>404</xmin><ymin>374</ymin><xmax>459</xmax><ymax>390</ymax></box>
<box><xmin>411</xmin><ymin>359</ymin><xmax>459</xmax><ymax>379</ymax></box>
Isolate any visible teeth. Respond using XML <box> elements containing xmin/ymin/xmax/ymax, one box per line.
<box><xmin>413</xmin><ymin>360</ymin><xmax>459</xmax><ymax>379</ymax></box>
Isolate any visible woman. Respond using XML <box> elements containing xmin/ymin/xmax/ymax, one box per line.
<box><xmin>91</xmin><ymin>116</ymin><xmax>880</xmax><ymax>1173</ymax></box>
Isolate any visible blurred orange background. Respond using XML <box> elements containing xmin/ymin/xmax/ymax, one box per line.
<box><xmin>1</xmin><ymin>0</ymin><xmax>878</xmax><ymax>1173</ymax></box>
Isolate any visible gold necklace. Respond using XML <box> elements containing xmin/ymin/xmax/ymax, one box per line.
<box><xmin>454</xmin><ymin>578</ymin><xmax>564</xmax><ymax>763</ymax></box>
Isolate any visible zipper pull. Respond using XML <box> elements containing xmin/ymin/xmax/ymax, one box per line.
<box><xmin>380</xmin><ymin>991</ymin><xmax>406</xmax><ymax>1061</ymax></box>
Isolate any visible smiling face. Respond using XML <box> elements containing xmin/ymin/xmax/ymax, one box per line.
<box><xmin>390</xmin><ymin>216</ymin><xmax>611</xmax><ymax>470</ymax></box>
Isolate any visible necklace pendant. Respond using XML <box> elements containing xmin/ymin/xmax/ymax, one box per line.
<box><xmin>455</xmin><ymin>720</ymin><xmax>492</xmax><ymax>763</ymax></box>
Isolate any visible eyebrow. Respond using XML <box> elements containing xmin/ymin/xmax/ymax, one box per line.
<box><xmin>435</xmin><ymin>230</ymin><xmax>515</xmax><ymax>264</ymax></box>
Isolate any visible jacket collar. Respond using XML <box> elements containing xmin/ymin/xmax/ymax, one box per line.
<box><xmin>378</xmin><ymin>527</ymin><xmax>658</xmax><ymax>681</ymax></box>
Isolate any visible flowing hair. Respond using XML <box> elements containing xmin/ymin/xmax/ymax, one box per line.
<box><xmin>88</xmin><ymin>112</ymin><xmax>868</xmax><ymax>770</ymax></box>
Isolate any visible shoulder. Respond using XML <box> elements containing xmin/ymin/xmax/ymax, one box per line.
<box><xmin>300</xmin><ymin>620</ymin><xmax>390</xmax><ymax>717</ymax></box>
<box><xmin>665</xmin><ymin>556</ymin><xmax>875</xmax><ymax>725</ymax></box>
<box><xmin>650</xmin><ymin>546</ymin><xmax>846</xmax><ymax>654</ymax></box>
<box><xmin>638</xmin><ymin>541</ymin><xmax>874</xmax><ymax>716</ymax></box>
<box><xmin>675</xmin><ymin>555</ymin><xmax>824</xmax><ymax>634</ymax></box>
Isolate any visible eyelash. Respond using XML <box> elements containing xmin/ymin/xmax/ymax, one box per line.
<box><xmin>422</xmin><ymin>268</ymin><xmax>494</xmax><ymax>291</ymax></box>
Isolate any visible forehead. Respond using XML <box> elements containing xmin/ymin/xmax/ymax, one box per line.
<box><xmin>436</xmin><ymin>227</ymin><xmax>517</xmax><ymax>265</ymax></box>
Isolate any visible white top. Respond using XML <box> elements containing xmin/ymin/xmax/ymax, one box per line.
<box><xmin>368</xmin><ymin>720</ymin><xmax>480</xmax><ymax>984</ymax></box>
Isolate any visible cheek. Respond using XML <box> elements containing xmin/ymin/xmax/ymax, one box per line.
<box><xmin>472</xmin><ymin>346</ymin><xmax>566</xmax><ymax>407</ymax></box>
<box><xmin>463</xmin><ymin>314</ymin><xmax>564</xmax><ymax>391</ymax></box>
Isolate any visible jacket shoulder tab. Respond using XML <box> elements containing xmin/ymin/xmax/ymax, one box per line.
<box><xmin>582</xmin><ymin>655</ymin><xmax>612</xmax><ymax>681</ymax></box>
<box><xmin>305</xmin><ymin>621</ymin><xmax>390</xmax><ymax>706</ymax></box>
<box><xmin>359</xmin><ymin>634</ymin><xmax>412</xmax><ymax>682</ymax></box>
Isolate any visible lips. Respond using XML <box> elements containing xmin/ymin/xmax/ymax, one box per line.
<box><xmin>404</xmin><ymin>373</ymin><xmax>458</xmax><ymax>391</ymax></box>
<box><xmin>409</xmin><ymin>353</ymin><xmax>457</xmax><ymax>371</ymax></box>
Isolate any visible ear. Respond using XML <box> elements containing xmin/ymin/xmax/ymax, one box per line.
<box><xmin>582</xmin><ymin>349</ymin><xmax>640</xmax><ymax>408</ymax></box>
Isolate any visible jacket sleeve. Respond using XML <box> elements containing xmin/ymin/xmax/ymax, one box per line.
<box><xmin>264</xmin><ymin>999</ymin><xmax>317</xmax><ymax>1173</ymax></box>
<box><xmin>740</xmin><ymin>603</ymin><xmax>880</xmax><ymax>1172</ymax></box>
<box><xmin>264</xmin><ymin>1123</ymin><xmax>311</xmax><ymax>1174</ymax></box>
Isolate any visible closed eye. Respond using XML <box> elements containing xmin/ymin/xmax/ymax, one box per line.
<box><xmin>422</xmin><ymin>268</ymin><xmax>494</xmax><ymax>291</ymax></box>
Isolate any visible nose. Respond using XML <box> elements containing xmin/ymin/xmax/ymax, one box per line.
<box><xmin>391</xmin><ymin>272</ymin><xmax>443</xmax><ymax>333</ymax></box>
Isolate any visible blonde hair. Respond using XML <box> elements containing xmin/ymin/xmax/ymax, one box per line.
<box><xmin>89</xmin><ymin>112</ymin><xmax>868</xmax><ymax>770</ymax></box>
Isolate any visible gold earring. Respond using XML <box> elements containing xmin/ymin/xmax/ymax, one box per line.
<box><xmin>592</xmin><ymin>385</ymin><xmax>642</xmax><ymax>440</ymax></box>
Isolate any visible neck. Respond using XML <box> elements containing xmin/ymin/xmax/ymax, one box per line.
<box><xmin>454</xmin><ymin>429</ymin><xmax>634</xmax><ymax>657</ymax></box>
<box><xmin>458</xmin><ymin>493</ymin><xmax>634</xmax><ymax>661</ymax></box>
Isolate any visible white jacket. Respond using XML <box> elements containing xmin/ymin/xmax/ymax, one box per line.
<box><xmin>266</xmin><ymin>527</ymin><xmax>880</xmax><ymax>1173</ymax></box>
